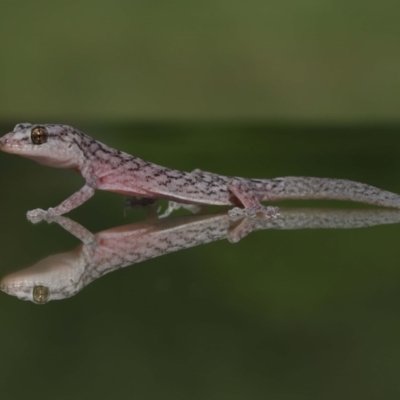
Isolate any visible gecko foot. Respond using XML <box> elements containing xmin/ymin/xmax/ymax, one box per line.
<box><xmin>26</xmin><ymin>208</ymin><xmax>57</xmax><ymax>224</ymax></box>
<box><xmin>228</xmin><ymin>205</ymin><xmax>280</xmax><ymax>221</ymax></box>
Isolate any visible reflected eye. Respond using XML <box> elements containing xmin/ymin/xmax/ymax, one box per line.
<box><xmin>32</xmin><ymin>285</ymin><xmax>50</xmax><ymax>304</ymax></box>
<box><xmin>31</xmin><ymin>126</ymin><xmax>48</xmax><ymax>145</ymax></box>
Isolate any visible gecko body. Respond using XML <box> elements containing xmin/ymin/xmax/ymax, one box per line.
<box><xmin>4</xmin><ymin>208</ymin><xmax>400</xmax><ymax>302</ymax></box>
<box><xmin>1</xmin><ymin>123</ymin><xmax>400</xmax><ymax>220</ymax></box>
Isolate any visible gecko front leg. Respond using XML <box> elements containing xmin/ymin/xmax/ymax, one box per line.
<box><xmin>27</xmin><ymin>184</ymin><xmax>95</xmax><ymax>223</ymax></box>
<box><xmin>227</xmin><ymin>178</ymin><xmax>279</xmax><ymax>220</ymax></box>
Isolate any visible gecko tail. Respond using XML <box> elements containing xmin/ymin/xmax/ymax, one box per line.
<box><xmin>253</xmin><ymin>176</ymin><xmax>400</xmax><ymax>209</ymax></box>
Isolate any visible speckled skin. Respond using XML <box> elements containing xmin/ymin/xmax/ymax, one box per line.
<box><xmin>1</xmin><ymin>123</ymin><xmax>400</xmax><ymax>220</ymax></box>
<box><xmin>3</xmin><ymin>208</ymin><xmax>400</xmax><ymax>303</ymax></box>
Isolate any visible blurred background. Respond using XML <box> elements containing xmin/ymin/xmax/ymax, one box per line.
<box><xmin>0</xmin><ymin>0</ymin><xmax>399</xmax><ymax>122</ymax></box>
<box><xmin>0</xmin><ymin>1</ymin><xmax>400</xmax><ymax>400</ymax></box>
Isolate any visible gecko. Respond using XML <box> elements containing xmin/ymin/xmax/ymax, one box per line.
<box><xmin>4</xmin><ymin>208</ymin><xmax>400</xmax><ymax>303</ymax></box>
<box><xmin>1</xmin><ymin>123</ymin><xmax>400</xmax><ymax>221</ymax></box>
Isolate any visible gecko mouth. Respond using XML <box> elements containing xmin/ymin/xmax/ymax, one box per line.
<box><xmin>0</xmin><ymin>137</ymin><xmax>24</xmax><ymax>153</ymax></box>
<box><xmin>0</xmin><ymin>142</ymin><xmax>18</xmax><ymax>153</ymax></box>
<box><xmin>0</xmin><ymin>137</ymin><xmax>41</xmax><ymax>155</ymax></box>
<box><xmin>0</xmin><ymin>143</ymin><xmax>28</xmax><ymax>154</ymax></box>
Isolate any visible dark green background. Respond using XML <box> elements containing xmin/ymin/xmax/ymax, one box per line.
<box><xmin>0</xmin><ymin>1</ymin><xmax>399</xmax><ymax>121</ymax></box>
<box><xmin>1</xmin><ymin>124</ymin><xmax>400</xmax><ymax>400</ymax></box>
<box><xmin>0</xmin><ymin>1</ymin><xmax>399</xmax><ymax>399</ymax></box>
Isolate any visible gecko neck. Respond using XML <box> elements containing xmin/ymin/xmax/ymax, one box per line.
<box><xmin>74</xmin><ymin>131</ymin><xmax>135</xmax><ymax>182</ymax></box>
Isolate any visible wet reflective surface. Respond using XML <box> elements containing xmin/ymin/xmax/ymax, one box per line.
<box><xmin>1</xmin><ymin>123</ymin><xmax>400</xmax><ymax>399</ymax></box>
<box><xmin>3</xmin><ymin>208</ymin><xmax>400</xmax><ymax>304</ymax></box>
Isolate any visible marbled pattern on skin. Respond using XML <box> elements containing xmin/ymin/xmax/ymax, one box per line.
<box><xmin>1</xmin><ymin>123</ymin><xmax>400</xmax><ymax>220</ymax></box>
<box><xmin>3</xmin><ymin>208</ymin><xmax>400</xmax><ymax>303</ymax></box>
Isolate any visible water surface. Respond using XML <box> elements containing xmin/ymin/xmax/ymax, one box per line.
<box><xmin>0</xmin><ymin>123</ymin><xmax>399</xmax><ymax>399</ymax></box>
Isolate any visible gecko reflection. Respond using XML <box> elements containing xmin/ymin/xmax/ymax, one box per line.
<box><xmin>2</xmin><ymin>208</ymin><xmax>400</xmax><ymax>304</ymax></box>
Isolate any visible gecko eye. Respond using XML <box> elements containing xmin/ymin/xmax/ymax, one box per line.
<box><xmin>31</xmin><ymin>126</ymin><xmax>48</xmax><ymax>145</ymax></box>
<box><xmin>32</xmin><ymin>285</ymin><xmax>50</xmax><ymax>304</ymax></box>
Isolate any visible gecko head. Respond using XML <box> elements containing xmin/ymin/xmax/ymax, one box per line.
<box><xmin>0</xmin><ymin>123</ymin><xmax>85</xmax><ymax>169</ymax></box>
<box><xmin>0</xmin><ymin>248</ymin><xmax>85</xmax><ymax>303</ymax></box>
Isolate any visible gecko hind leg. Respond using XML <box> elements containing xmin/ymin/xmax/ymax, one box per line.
<box><xmin>227</xmin><ymin>178</ymin><xmax>279</xmax><ymax>220</ymax></box>
<box><xmin>159</xmin><ymin>201</ymin><xmax>202</xmax><ymax>218</ymax></box>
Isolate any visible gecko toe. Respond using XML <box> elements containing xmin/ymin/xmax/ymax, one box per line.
<box><xmin>26</xmin><ymin>208</ymin><xmax>50</xmax><ymax>223</ymax></box>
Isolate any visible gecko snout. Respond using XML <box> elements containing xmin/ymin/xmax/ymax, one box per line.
<box><xmin>0</xmin><ymin>131</ymin><xmax>31</xmax><ymax>153</ymax></box>
<box><xmin>0</xmin><ymin>136</ymin><xmax>8</xmax><ymax>149</ymax></box>
<box><xmin>0</xmin><ymin>134</ymin><xmax>13</xmax><ymax>151</ymax></box>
